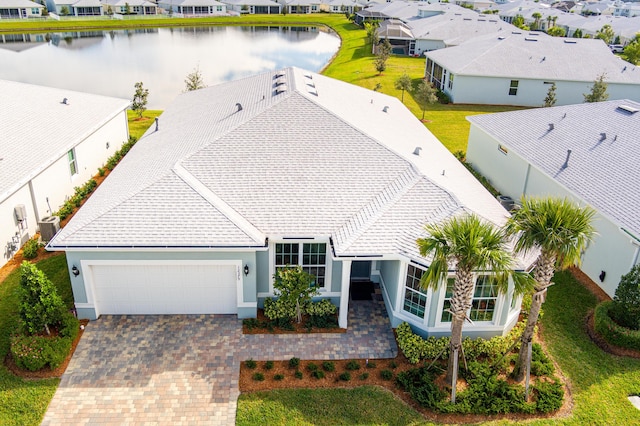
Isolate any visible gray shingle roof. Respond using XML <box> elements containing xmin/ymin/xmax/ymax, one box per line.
<box><xmin>426</xmin><ymin>31</ymin><xmax>640</xmax><ymax>83</ymax></box>
<box><xmin>468</xmin><ymin>100</ymin><xmax>640</xmax><ymax>239</ymax></box>
<box><xmin>50</xmin><ymin>67</ymin><xmax>518</xmax><ymax>265</ymax></box>
<box><xmin>0</xmin><ymin>80</ymin><xmax>130</xmax><ymax>204</ymax></box>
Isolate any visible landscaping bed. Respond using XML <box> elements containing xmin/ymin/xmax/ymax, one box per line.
<box><xmin>242</xmin><ymin>309</ymin><xmax>344</xmax><ymax>334</ymax></box>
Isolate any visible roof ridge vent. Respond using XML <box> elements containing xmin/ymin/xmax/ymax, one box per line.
<box><xmin>618</xmin><ymin>104</ymin><xmax>639</xmax><ymax>114</ymax></box>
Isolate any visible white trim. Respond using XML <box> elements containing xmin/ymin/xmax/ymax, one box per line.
<box><xmin>339</xmin><ymin>260</ymin><xmax>352</xmax><ymax>328</ymax></box>
<box><xmin>74</xmin><ymin>302</ymin><xmax>93</xmax><ymax>309</ymax></box>
<box><xmin>81</xmin><ymin>259</ymin><xmax>242</xmax><ymax>317</ymax></box>
<box><xmin>399</xmin><ymin>261</ymin><xmax>432</xmax><ymax>326</ymax></box>
<box><xmin>50</xmin><ymin>246</ymin><xmax>268</xmax><ymax>252</ymax></box>
<box><xmin>269</xmin><ymin>239</ymin><xmax>333</xmax><ymax>293</ymax></box>
<box><xmin>258</xmin><ymin>291</ymin><xmax>342</xmax><ymax>298</ymax></box>
<box><xmin>238</xmin><ymin>301</ymin><xmax>258</xmax><ymax>308</ymax></box>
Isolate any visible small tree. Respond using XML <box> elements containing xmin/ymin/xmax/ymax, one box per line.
<box><xmin>394</xmin><ymin>72</ymin><xmax>412</xmax><ymax>103</ymax></box>
<box><xmin>543</xmin><ymin>82</ymin><xmax>557</xmax><ymax>107</ymax></box>
<box><xmin>573</xmin><ymin>28</ymin><xmax>583</xmax><ymax>38</ymax></box>
<box><xmin>609</xmin><ymin>265</ymin><xmax>640</xmax><ymax>330</ymax></box>
<box><xmin>273</xmin><ymin>266</ymin><xmax>318</xmax><ymax>323</ymax></box>
<box><xmin>184</xmin><ymin>66</ymin><xmax>206</xmax><ymax>92</ymax></box>
<box><xmin>60</xmin><ymin>5</ymin><xmax>69</xmax><ymax>15</ymax></box>
<box><xmin>124</xmin><ymin>2</ymin><xmax>131</xmax><ymax>14</ymax></box>
<box><xmin>583</xmin><ymin>73</ymin><xmax>609</xmax><ymax>103</ymax></box>
<box><xmin>131</xmin><ymin>82</ymin><xmax>149</xmax><ymax>118</ymax></box>
<box><xmin>19</xmin><ymin>262</ymin><xmax>66</xmax><ymax>336</ymax></box>
<box><xmin>547</xmin><ymin>26</ymin><xmax>566</xmax><ymax>37</ymax></box>
<box><xmin>624</xmin><ymin>34</ymin><xmax>640</xmax><ymax>65</ymax></box>
<box><xmin>531</xmin><ymin>12</ymin><xmax>542</xmax><ymax>30</ymax></box>
<box><xmin>512</xmin><ymin>15</ymin><xmax>529</xmax><ymax>30</ymax></box>
<box><xmin>595</xmin><ymin>24</ymin><xmax>615</xmax><ymax>45</ymax></box>
<box><xmin>374</xmin><ymin>38</ymin><xmax>392</xmax><ymax>75</ymax></box>
<box><xmin>414</xmin><ymin>80</ymin><xmax>438</xmax><ymax>121</ymax></box>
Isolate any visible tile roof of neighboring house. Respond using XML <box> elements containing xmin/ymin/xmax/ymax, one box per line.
<box><xmin>0</xmin><ymin>0</ymin><xmax>44</xmax><ymax>7</ymax></box>
<box><xmin>425</xmin><ymin>30</ymin><xmax>640</xmax><ymax>83</ymax></box>
<box><xmin>50</xmin><ymin>67</ymin><xmax>521</xmax><ymax>266</ymax></box>
<box><xmin>468</xmin><ymin>99</ymin><xmax>640</xmax><ymax>239</ymax></box>
<box><xmin>0</xmin><ymin>80</ymin><xmax>130</xmax><ymax>204</ymax></box>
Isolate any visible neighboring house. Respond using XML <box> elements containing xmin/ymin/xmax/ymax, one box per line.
<box><xmin>158</xmin><ymin>0</ymin><xmax>226</xmax><ymax>15</ymax></box>
<box><xmin>0</xmin><ymin>0</ymin><xmax>44</xmax><ymax>18</ymax></box>
<box><xmin>48</xmin><ymin>67</ymin><xmax>532</xmax><ymax>339</ymax></box>
<box><xmin>325</xmin><ymin>0</ymin><xmax>366</xmax><ymax>14</ymax></box>
<box><xmin>222</xmin><ymin>0</ymin><xmax>280</xmax><ymax>13</ymax></box>
<box><xmin>354</xmin><ymin>0</ymin><xmax>427</xmax><ymax>25</ymax></box>
<box><xmin>454</xmin><ymin>0</ymin><xmax>495</xmax><ymax>12</ymax></box>
<box><xmin>466</xmin><ymin>100</ymin><xmax>640</xmax><ymax>297</ymax></box>
<box><xmin>378</xmin><ymin>11</ymin><xmax>517</xmax><ymax>55</ymax></box>
<box><xmin>99</xmin><ymin>0</ymin><xmax>157</xmax><ymax>14</ymax></box>
<box><xmin>280</xmin><ymin>0</ymin><xmax>322</xmax><ymax>14</ymax></box>
<box><xmin>614</xmin><ymin>1</ymin><xmax>640</xmax><ymax>18</ymax></box>
<box><xmin>0</xmin><ymin>80</ymin><xmax>129</xmax><ymax>269</ymax></box>
<box><xmin>425</xmin><ymin>31</ymin><xmax>640</xmax><ymax>107</ymax></box>
<box><xmin>581</xmin><ymin>0</ymin><xmax>616</xmax><ymax>16</ymax></box>
<box><xmin>46</xmin><ymin>0</ymin><xmax>102</xmax><ymax>16</ymax></box>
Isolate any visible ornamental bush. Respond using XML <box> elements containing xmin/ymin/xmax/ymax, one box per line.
<box><xmin>305</xmin><ymin>299</ymin><xmax>337</xmax><ymax>316</ymax></box>
<box><xmin>595</xmin><ymin>301</ymin><xmax>640</xmax><ymax>350</ymax></box>
<box><xmin>10</xmin><ymin>334</ymin><xmax>72</xmax><ymax>371</ymax></box>
<box><xmin>22</xmin><ymin>238</ymin><xmax>41</xmax><ymax>259</ymax></box>
<box><xmin>609</xmin><ymin>265</ymin><xmax>640</xmax><ymax>330</ymax></box>
<box><xmin>18</xmin><ymin>262</ymin><xmax>66</xmax><ymax>336</ymax></box>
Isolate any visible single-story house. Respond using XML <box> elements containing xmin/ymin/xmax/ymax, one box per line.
<box><xmin>48</xmin><ymin>67</ymin><xmax>533</xmax><ymax>339</ymax></box>
<box><xmin>0</xmin><ymin>80</ymin><xmax>129</xmax><ymax>269</ymax></box>
<box><xmin>99</xmin><ymin>0</ymin><xmax>157</xmax><ymax>14</ymax></box>
<box><xmin>325</xmin><ymin>0</ymin><xmax>366</xmax><ymax>14</ymax></box>
<box><xmin>46</xmin><ymin>0</ymin><xmax>103</xmax><ymax>16</ymax></box>
<box><xmin>158</xmin><ymin>0</ymin><xmax>226</xmax><ymax>15</ymax></box>
<box><xmin>280</xmin><ymin>0</ymin><xmax>322</xmax><ymax>14</ymax></box>
<box><xmin>425</xmin><ymin>30</ymin><xmax>640</xmax><ymax>107</ymax></box>
<box><xmin>354</xmin><ymin>0</ymin><xmax>427</xmax><ymax>26</ymax></box>
<box><xmin>466</xmin><ymin>100</ymin><xmax>640</xmax><ymax>297</ymax></box>
<box><xmin>222</xmin><ymin>0</ymin><xmax>280</xmax><ymax>14</ymax></box>
<box><xmin>0</xmin><ymin>0</ymin><xmax>44</xmax><ymax>18</ymax></box>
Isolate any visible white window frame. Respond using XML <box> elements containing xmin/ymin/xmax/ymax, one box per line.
<box><xmin>509</xmin><ymin>79</ymin><xmax>519</xmax><ymax>96</ymax></box>
<box><xmin>402</xmin><ymin>264</ymin><xmax>430</xmax><ymax>320</ymax></box>
<box><xmin>67</xmin><ymin>149</ymin><xmax>78</xmax><ymax>176</ymax></box>
<box><xmin>435</xmin><ymin>274</ymin><xmax>503</xmax><ymax>327</ymax></box>
<box><xmin>270</xmin><ymin>240</ymin><xmax>332</xmax><ymax>294</ymax></box>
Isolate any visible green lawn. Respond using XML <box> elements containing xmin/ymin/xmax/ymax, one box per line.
<box><xmin>127</xmin><ymin>110</ymin><xmax>163</xmax><ymax>140</ymax></box>
<box><xmin>0</xmin><ymin>255</ymin><xmax>71</xmax><ymax>426</ymax></box>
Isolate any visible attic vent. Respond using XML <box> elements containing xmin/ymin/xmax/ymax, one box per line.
<box><xmin>413</xmin><ymin>147</ymin><xmax>422</xmax><ymax>156</ymax></box>
<box><xmin>512</xmin><ymin>31</ymin><xmax>522</xmax><ymax>35</ymax></box>
<box><xmin>275</xmin><ymin>77</ymin><xmax>287</xmax><ymax>86</ymax></box>
<box><xmin>564</xmin><ymin>39</ymin><xmax>577</xmax><ymax>44</ymax></box>
<box><xmin>498</xmin><ymin>36</ymin><xmax>506</xmax><ymax>40</ymax></box>
<box><xmin>548</xmin><ymin>123</ymin><xmax>554</xmax><ymax>131</ymax></box>
<box><xmin>275</xmin><ymin>84</ymin><xmax>288</xmax><ymax>94</ymax></box>
<box><xmin>61</xmin><ymin>98</ymin><xmax>68</xmax><ymax>104</ymax></box>
<box><xmin>525</xmin><ymin>37</ymin><xmax>538</xmax><ymax>41</ymax></box>
<box><xmin>274</xmin><ymin>71</ymin><xmax>285</xmax><ymax>78</ymax></box>
<box><xmin>600</xmin><ymin>132</ymin><xmax>607</xmax><ymax>141</ymax></box>
<box><xmin>383</xmin><ymin>106</ymin><xmax>389</xmax><ymax>113</ymax></box>
<box><xmin>235</xmin><ymin>103</ymin><xmax>243</xmax><ymax>112</ymax></box>
<box><xmin>463</xmin><ymin>18</ymin><xmax>472</xmax><ymax>20</ymax></box>
<box><xmin>618</xmin><ymin>104</ymin><xmax>639</xmax><ymax>114</ymax></box>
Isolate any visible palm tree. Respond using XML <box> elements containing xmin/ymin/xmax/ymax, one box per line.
<box><xmin>417</xmin><ymin>214</ymin><xmax>526</xmax><ymax>386</ymax></box>
<box><xmin>505</xmin><ymin>197</ymin><xmax>596</xmax><ymax>382</ymax></box>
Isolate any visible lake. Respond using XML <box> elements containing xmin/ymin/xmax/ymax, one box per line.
<box><xmin>0</xmin><ymin>26</ymin><xmax>341</xmax><ymax>108</ymax></box>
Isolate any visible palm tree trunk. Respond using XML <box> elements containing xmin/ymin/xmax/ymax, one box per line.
<box><xmin>513</xmin><ymin>251</ymin><xmax>556</xmax><ymax>381</ymax></box>
<box><xmin>446</xmin><ymin>267</ymin><xmax>475</xmax><ymax>386</ymax></box>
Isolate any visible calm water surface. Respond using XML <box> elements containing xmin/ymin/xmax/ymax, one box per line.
<box><xmin>0</xmin><ymin>26</ymin><xmax>340</xmax><ymax>108</ymax></box>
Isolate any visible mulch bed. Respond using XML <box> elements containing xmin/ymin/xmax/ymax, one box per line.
<box><xmin>4</xmin><ymin>319</ymin><xmax>89</xmax><ymax>380</ymax></box>
<box><xmin>242</xmin><ymin>309</ymin><xmax>345</xmax><ymax>334</ymax></box>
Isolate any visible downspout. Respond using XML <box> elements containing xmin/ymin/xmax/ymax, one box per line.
<box><xmin>522</xmin><ymin>163</ymin><xmax>532</xmax><ymax>197</ymax></box>
<box><xmin>28</xmin><ymin>180</ymin><xmax>41</xmax><ymax>222</ymax></box>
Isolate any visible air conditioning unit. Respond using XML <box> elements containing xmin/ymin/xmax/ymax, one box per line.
<box><xmin>38</xmin><ymin>216</ymin><xmax>60</xmax><ymax>242</ymax></box>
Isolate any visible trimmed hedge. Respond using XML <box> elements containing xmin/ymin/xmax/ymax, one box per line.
<box><xmin>22</xmin><ymin>238</ymin><xmax>41</xmax><ymax>259</ymax></box>
<box><xmin>594</xmin><ymin>301</ymin><xmax>640</xmax><ymax>351</ymax></box>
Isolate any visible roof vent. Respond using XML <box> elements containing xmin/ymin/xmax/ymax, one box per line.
<box><xmin>274</xmin><ymin>71</ymin><xmax>285</xmax><ymax>78</ymax></box>
<box><xmin>235</xmin><ymin>103</ymin><xmax>243</xmax><ymax>112</ymax></box>
<box><xmin>61</xmin><ymin>98</ymin><xmax>68</xmax><ymax>105</ymax></box>
<box><xmin>564</xmin><ymin>39</ymin><xmax>577</xmax><ymax>44</ymax></box>
<box><xmin>276</xmin><ymin>85</ymin><xmax>287</xmax><ymax>94</ymax></box>
<box><xmin>548</xmin><ymin>123</ymin><xmax>554</xmax><ymax>131</ymax></box>
<box><xmin>600</xmin><ymin>132</ymin><xmax>606</xmax><ymax>141</ymax></box>
<box><xmin>618</xmin><ymin>104</ymin><xmax>639</xmax><ymax>114</ymax></box>
<box><xmin>562</xmin><ymin>149</ymin><xmax>572</xmax><ymax>169</ymax></box>
<box><xmin>498</xmin><ymin>36</ymin><xmax>506</xmax><ymax>40</ymax></box>
<box><xmin>525</xmin><ymin>37</ymin><xmax>538</xmax><ymax>42</ymax></box>
<box><xmin>275</xmin><ymin>77</ymin><xmax>287</xmax><ymax>86</ymax></box>
<box><xmin>383</xmin><ymin>106</ymin><xmax>389</xmax><ymax>113</ymax></box>
<box><xmin>413</xmin><ymin>147</ymin><xmax>422</xmax><ymax>156</ymax></box>
<box><xmin>512</xmin><ymin>31</ymin><xmax>522</xmax><ymax>35</ymax></box>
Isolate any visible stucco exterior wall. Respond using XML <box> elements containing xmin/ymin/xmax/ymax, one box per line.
<box><xmin>467</xmin><ymin>123</ymin><xmax>640</xmax><ymax>297</ymax></box>
<box><xmin>1</xmin><ymin>186</ymin><xmax>33</xmax><ymax>267</ymax></box>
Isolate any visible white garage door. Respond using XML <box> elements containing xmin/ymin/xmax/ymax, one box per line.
<box><xmin>90</xmin><ymin>263</ymin><xmax>239</xmax><ymax>315</ymax></box>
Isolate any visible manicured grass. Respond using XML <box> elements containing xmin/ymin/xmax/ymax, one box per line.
<box><xmin>237</xmin><ymin>386</ymin><xmax>430</xmax><ymax>426</ymax></box>
<box><xmin>127</xmin><ymin>110</ymin><xmax>163</xmax><ymax>140</ymax></box>
<box><xmin>0</xmin><ymin>255</ymin><xmax>71</xmax><ymax>426</ymax></box>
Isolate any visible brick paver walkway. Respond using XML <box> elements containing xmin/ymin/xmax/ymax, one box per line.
<box><xmin>41</xmin><ymin>300</ymin><xmax>396</xmax><ymax>425</ymax></box>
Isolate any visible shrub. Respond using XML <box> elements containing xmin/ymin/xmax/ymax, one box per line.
<box><xmin>59</xmin><ymin>312</ymin><xmax>80</xmax><ymax>341</ymax></box>
<box><xmin>288</xmin><ymin>357</ymin><xmax>300</xmax><ymax>368</ymax></box>
<box><xmin>274</xmin><ymin>374</ymin><xmax>284</xmax><ymax>381</ymax></box>
<box><xmin>366</xmin><ymin>361</ymin><xmax>377</xmax><ymax>369</ymax></box>
<box><xmin>609</xmin><ymin>265</ymin><xmax>640</xmax><ymax>330</ymax></box>
<box><xmin>389</xmin><ymin>360</ymin><xmax>398</xmax><ymax>369</ymax></box>
<box><xmin>533</xmin><ymin>379</ymin><xmax>564</xmax><ymax>413</ymax></box>
<box><xmin>305</xmin><ymin>299</ymin><xmax>337</xmax><ymax>316</ymax></box>
<box><xmin>295</xmin><ymin>370</ymin><xmax>303</xmax><ymax>379</ymax></box>
<box><xmin>530</xmin><ymin>343</ymin><xmax>555</xmax><ymax>377</ymax></box>
<box><xmin>243</xmin><ymin>318</ymin><xmax>259</xmax><ymax>330</ymax></box>
<box><xmin>22</xmin><ymin>239</ymin><xmax>40</xmax><ymax>260</ymax></box>
<box><xmin>252</xmin><ymin>372</ymin><xmax>265</xmax><ymax>381</ymax></box>
<box><xmin>345</xmin><ymin>360</ymin><xmax>360</xmax><ymax>371</ymax></box>
<box><xmin>263</xmin><ymin>297</ymin><xmax>296</xmax><ymax>322</ymax></box>
<box><xmin>10</xmin><ymin>334</ymin><xmax>71</xmax><ymax>371</ymax></box>
<box><xmin>264</xmin><ymin>361</ymin><xmax>274</xmax><ymax>370</ymax></box>
<box><xmin>396</xmin><ymin>366</ymin><xmax>445</xmax><ymax>409</ymax></box>
<box><xmin>98</xmin><ymin>167</ymin><xmax>106</xmax><ymax>177</ymax></box>
<box><xmin>306</xmin><ymin>362</ymin><xmax>318</xmax><ymax>372</ymax></box>
<box><xmin>311</xmin><ymin>370</ymin><xmax>325</xmax><ymax>379</ymax></box>
<box><xmin>322</xmin><ymin>361</ymin><xmax>335</xmax><ymax>372</ymax></box>
<box><xmin>245</xmin><ymin>359</ymin><xmax>257</xmax><ymax>369</ymax></box>
<box><xmin>595</xmin><ymin>301</ymin><xmax>640</xmax><ymax>350</ymax></box>
<box><xmin>436</xmin><ymin>89</ymin><xmax>451</xmax><ymax>104</ymax></box>
<box><xmin>339</xmin><ymin>372</ymin><xmax>351</xmax><ymax>381</ymax></box>
<box><xmin>359</xmin><ymin>372</ymin><xmax>369</xmax><ymax>380</ymax></box>
<box><xmin>18</xmin><ymin>262</ymin><xmax>66</xmax><ymax>336</ymax></box>
<box><xmin>380</xmin><ymin>369</ymin><xmax>393</xmax><ymax>380</ymax></box>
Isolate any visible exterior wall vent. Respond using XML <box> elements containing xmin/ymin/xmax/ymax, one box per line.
<box><xmin>38</xmin><ymin>216</ymin><xmax>60</xmax><ymax>242</ymax></box>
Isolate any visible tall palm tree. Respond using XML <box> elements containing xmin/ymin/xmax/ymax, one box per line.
<box><xmin>505</xmin><ymin>197</ymin><xmax>596</xmax><ymax>382</ymax></box>
<box><xmin>418</xmin><ymin>213</ymin><xmax>525</xmax><ymax>386</ymax></box>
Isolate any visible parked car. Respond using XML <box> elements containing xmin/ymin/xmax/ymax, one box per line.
<box><xmin>609</xmin><ymin>44</ymin><xmax>624</xmax><ymax>53</ymax></box>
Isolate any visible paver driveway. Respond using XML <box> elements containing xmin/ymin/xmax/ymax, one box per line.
<box><xmin>42</xmin><ymin>300</ymin><xmax>397</xmax><ymax>425</ymax></box>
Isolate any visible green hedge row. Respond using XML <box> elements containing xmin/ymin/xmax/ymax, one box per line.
<box><xmin>594</xmin><ymin>301</ymin><xmax>640</xmax><ymax>351</ymax></box>
<box><xmin>396</xmin><ymin>321</ymin><xmax>525</xmax><ymax>364</ymax></box>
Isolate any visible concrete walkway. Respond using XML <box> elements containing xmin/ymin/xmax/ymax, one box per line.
<box><xmin>41</xmin><ymin>300</ymin><xmax>396</xmax><ymax>425</ymax></box>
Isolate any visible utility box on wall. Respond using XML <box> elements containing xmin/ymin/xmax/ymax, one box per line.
<box><xmin>14</xmin><ymin>204</ymin><xmax>27</xmax><ymax>223</ymax></box>
<box><xmin>38</xmin><ymin>216</ymin><xmax>60</xmax><ymax>242</ymax></box>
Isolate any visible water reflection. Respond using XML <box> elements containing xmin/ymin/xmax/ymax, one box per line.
<box><xmin>0</xmin><ymin>26</ymin><xmax>340</xmax><ymax>108</ymax></box>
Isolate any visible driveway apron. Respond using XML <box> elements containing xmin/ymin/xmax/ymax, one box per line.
<box><xmin>41</xmin><ymin>300</ymin><xmax>396</xmax><ymax>425</ymax></box>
